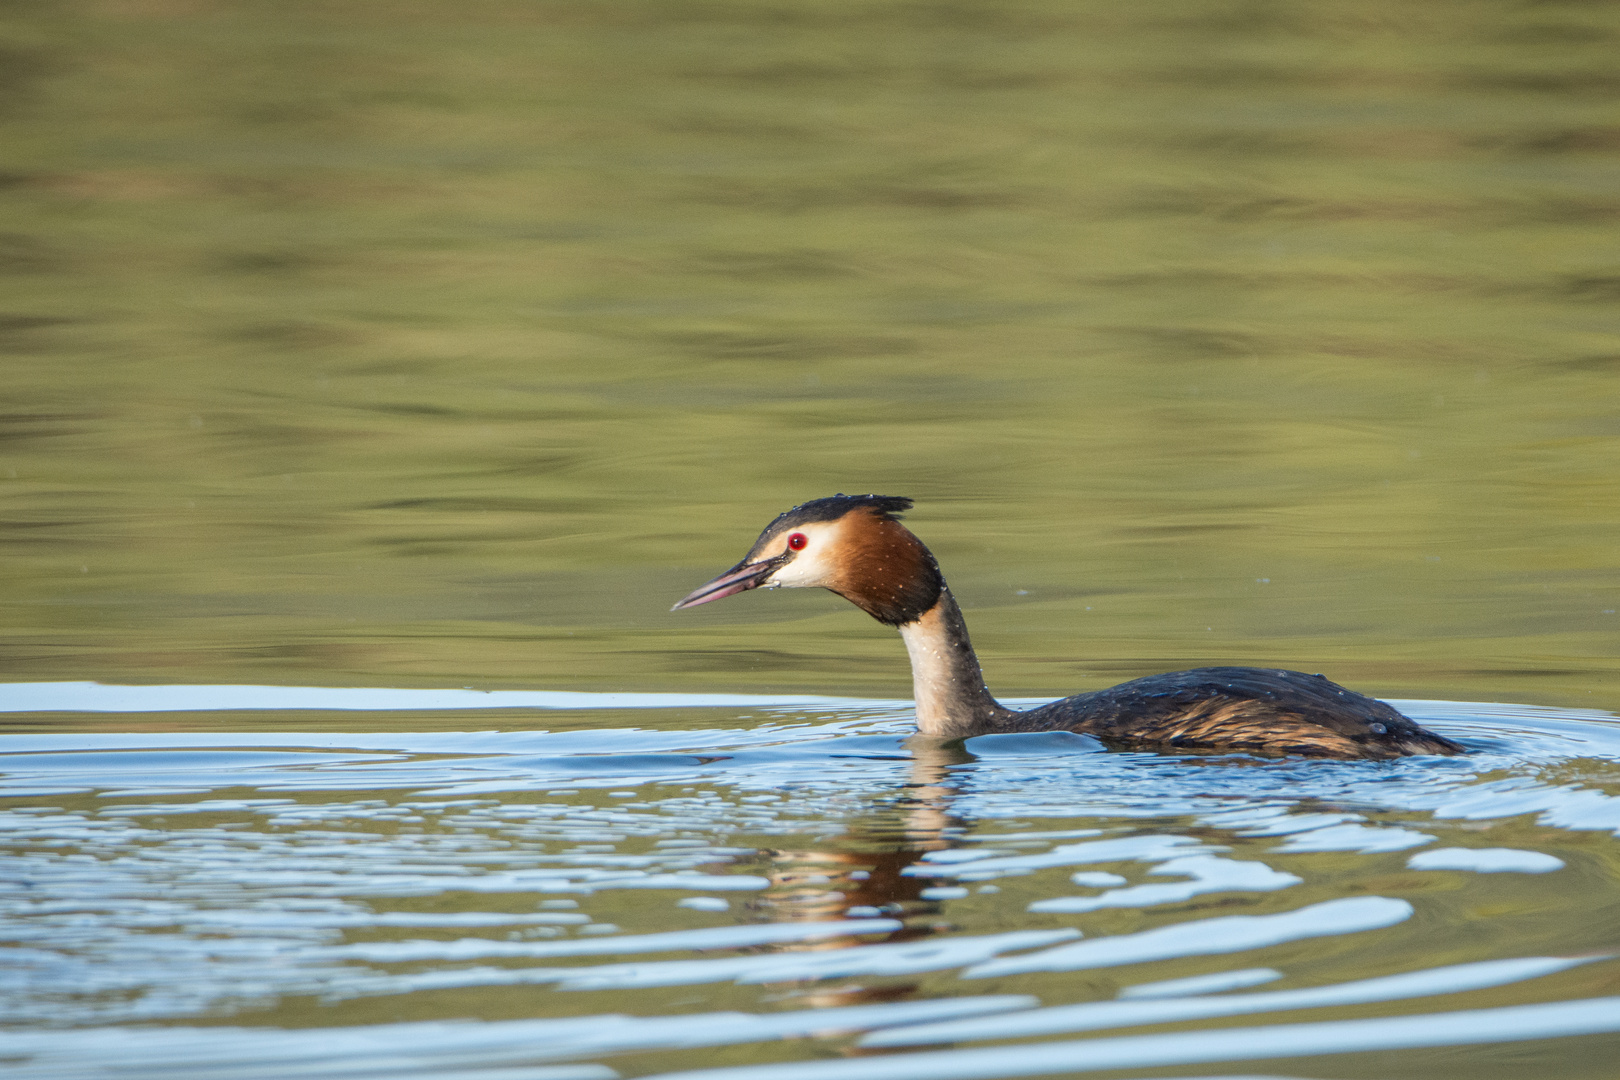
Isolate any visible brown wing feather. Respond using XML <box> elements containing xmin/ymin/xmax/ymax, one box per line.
<box><xmin>1112</xmin><ymin>697</ymin><xmax>1370</xmax><ymax>758</ymax></box>
<box><xmin>1009</xmin><ymin>667</ymin><xmax>1463</xmax><ymax>759</ymax></box>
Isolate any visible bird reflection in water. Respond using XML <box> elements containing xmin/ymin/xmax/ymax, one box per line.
<box><xmin>735</xmin><ymin>737</ymin><xmax>974</xmax><ymax>1010</ymax></box>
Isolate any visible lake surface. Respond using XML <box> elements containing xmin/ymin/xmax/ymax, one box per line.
<box><xmin>3</xmin><ymin>1</ymin><xmax>1620</xmax><ymax>1077</ymax></box>
<box><xmin>4</xmin><ymin>686</ymin><xmax>1620</xmax><ymax>1079</ymax></box>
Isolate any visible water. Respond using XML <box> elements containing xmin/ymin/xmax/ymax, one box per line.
<box><xmin>4</xmin><ymin>687</ymin><xmax>1620</xmax><ymax>1077</ymax></box>
<box><xmin>4</xmin><ymin>0</ymin><xmax>1620</xmax><ymax>1076</ymax></box>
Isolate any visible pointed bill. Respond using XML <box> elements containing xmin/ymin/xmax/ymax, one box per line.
<box><xmin>671</xmin><ymin>556</ymin><xmax>784</xmax><ymax>611</ymax></box>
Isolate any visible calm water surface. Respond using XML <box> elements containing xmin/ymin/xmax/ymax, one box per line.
<box><xmin>3</xmin><ymin>0</ymin><xmax>1620</xmax><ymax>1077</ymax></box>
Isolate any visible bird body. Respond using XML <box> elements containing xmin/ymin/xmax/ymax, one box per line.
<box><xmin>674</xmin><ymin>494</ymin><xmax>1464</xmax><ymax>760</ymax></box>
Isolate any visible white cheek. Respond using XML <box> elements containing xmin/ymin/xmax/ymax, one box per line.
<box><xmin>766</xmin><ymin>547</ymin><xmax>834</xmax><ymax>588</ymax></box>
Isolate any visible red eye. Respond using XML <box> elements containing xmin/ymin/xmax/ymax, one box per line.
<box><xmin>787</xmin><ymin>532</ymin><xmax>807</xmax><ymax>551</ymax></box>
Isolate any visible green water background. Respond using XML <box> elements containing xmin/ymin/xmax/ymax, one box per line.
<box><xmin>3</xmin><ymin>0</ymin><xmax>1618</xmax><ymax>708</ymax></box>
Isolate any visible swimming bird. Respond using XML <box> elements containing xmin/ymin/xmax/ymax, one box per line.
<box><xmin>673</xmin><ymin>495</ymin><xmax>1464</xmax><ymax>759</ymax></box>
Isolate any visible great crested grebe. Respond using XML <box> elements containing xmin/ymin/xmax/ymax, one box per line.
<box><xmin>673</xmin><ymin>494</ymin><xmax>1464</xmax><ymax>759</ymax></box>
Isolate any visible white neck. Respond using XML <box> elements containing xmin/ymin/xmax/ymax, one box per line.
<box><xmin>897</xmin><ymin>589</ymin><xmax>1012</xmax><ymax>738</ymax></box>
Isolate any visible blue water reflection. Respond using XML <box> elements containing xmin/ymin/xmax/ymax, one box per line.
<box><xmin>3</xmin><ymin>685</ymin><xmax>1619</xmax><ymax>1078</ymax></box>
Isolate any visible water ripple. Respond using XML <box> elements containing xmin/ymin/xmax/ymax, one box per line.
<box><xmin>2</xmin><ymin>686</ymin><xmax>1618</xmax><ymax>1076</ymax></box>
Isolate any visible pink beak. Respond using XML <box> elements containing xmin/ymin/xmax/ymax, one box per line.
<box><xmin>671</xmin><ymin>556</ymin><xmax>784</xmax><ymax>611</ymax></box>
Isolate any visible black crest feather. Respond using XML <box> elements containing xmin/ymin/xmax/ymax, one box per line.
<box><xmin>766</xmin><ymin>494</ymin><xmax>912</xmax><ymax>534</ymax></box>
